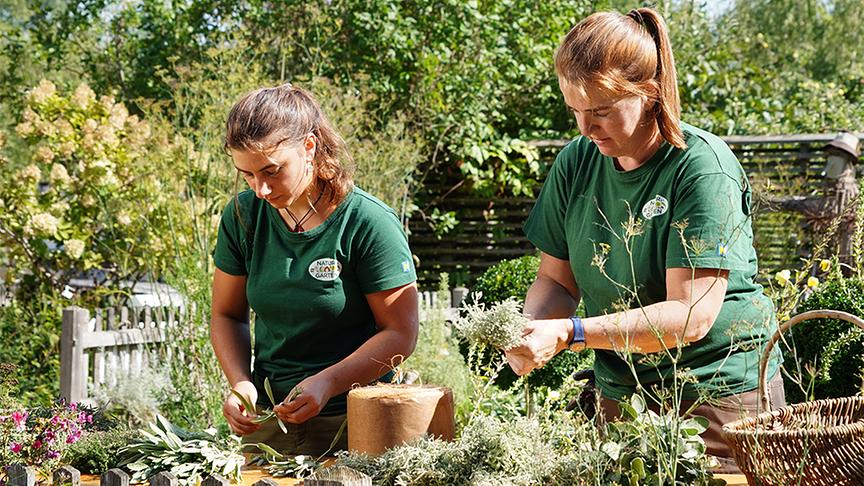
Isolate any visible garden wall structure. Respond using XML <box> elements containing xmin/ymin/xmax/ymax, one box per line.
<box><xmin>410</xmin><ymin>133</ymin><xmax>864</xmax><ymax>287</ymax></box>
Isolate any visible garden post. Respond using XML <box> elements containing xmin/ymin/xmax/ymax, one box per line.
<box><xmin>53</xmin><ymin>465</ymin><xmax>81</xmax><ymax>486</ymax></box>
<box><xmin>60</xmin><ymin>306</ymin><xmax>90</xmax><ymax>404</ymax></box>
<box><xmin>100</xmin><ymin>469</ymin><xmax>129</xmax><ymax>486</ymax></box>
<box><xmin>251</xmin><ymin>480</ymin><xmax>279</xmax><ymax>486</ymax></box>
<box><xmin>149</xmin><ymin>472</ymin><xmax>178</xmax><ymax>486</ymax></box>
<box><xmin>451</xmin><ymin>287</ymin><xmax>468</xmax><ymax>308</ymax></box>
<box><xmin>201</xmin><ymin>474</ymin><xmax>229</xmax><ymax>486</ymax></box>
<box><xmin>6</xmin><ymin>465</ymin><xmax>36</xmax><ymax>486</ymax></box>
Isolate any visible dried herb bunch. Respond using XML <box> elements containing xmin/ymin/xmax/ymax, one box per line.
<box><xmin>453</xmin><ymin>296</ymin><xmax>528</xmax><ymax>350</ymax></box>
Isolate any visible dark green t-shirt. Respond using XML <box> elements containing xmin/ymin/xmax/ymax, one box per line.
<box><xmin>214</xmin><ymin>187</ymin><xmax>417</xmax><ymax>415</ymax></box>
<box><xmin>524</xmin><ymin>123</ymin><xmax>780</xmax><ymax>401</ymax></box>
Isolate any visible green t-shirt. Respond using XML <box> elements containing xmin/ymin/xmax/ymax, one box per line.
<box><xmin>213</xmin><ymin>187</ymin><xmax>417</xmax><ymax>415</ymax></box>
<box><xmin>524</xmin><ymin>123</ymin><xmax>780</xmax><ymax>401</ymax></box>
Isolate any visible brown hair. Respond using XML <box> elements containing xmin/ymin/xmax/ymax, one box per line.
<box><xmin>225</xmin><ymin>83</ymin><xmax>355</xmax><ymax>205</ymax></box>
<box><xmin>555</xmin><ymin>8</ymin><xmax>686</xmax><ymax>149</ymax></box>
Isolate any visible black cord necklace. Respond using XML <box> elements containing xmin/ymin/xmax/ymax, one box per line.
<box><xmin>283</xmin><ymin>188</ymin><xmax>325</xmax><ymax>233</ymax></box>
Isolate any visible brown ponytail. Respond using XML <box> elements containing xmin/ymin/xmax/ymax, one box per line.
<box><xmin>224</xmin><ymin>83</ymin><xmax>355</xmax><ymax>204</ymax></box>
<box><xmin>555</xmin><ymin>8</ymin><xmax>686</xmax><ymax>149</ymax></box>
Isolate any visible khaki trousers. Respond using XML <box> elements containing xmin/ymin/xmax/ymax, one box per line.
<box><xmin>599</xmin><ymin>372</ymin><xmax>786</xmax><ymax>474</ymax></box>
<box><xmin>241</xmin><ymin>413</ymin><xmax>348</xmax><ymax>457</ymax></box>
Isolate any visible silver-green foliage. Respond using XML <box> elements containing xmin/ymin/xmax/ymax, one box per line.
<box><xmin>337</xmin><ymin>396</ymin><xmax>724</xmax><ymax>486</ymax></box>
<box><xmin>118</xmin><ymin>414</ymin><xmax>244</xmax><ymax>486</ymax></box>
<box><xmin>453</xmin><ymin>296</ymin><xmax>527</xmax><ymax>350</ymax></box>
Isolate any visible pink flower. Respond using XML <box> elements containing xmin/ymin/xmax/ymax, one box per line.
<box><xmin>32</xmin><ymin>439</ymin><xmax>42</xmax><ymax>449</ymax></box>
<box><xmin>11</xmin><ymin>410</ymin><xmax>27</xmax><ymax>431</ymax></box>
<box><xmin>9</xmin><ymin>443</ymin><xmax>22</xmax><ymax>454</ymax></box>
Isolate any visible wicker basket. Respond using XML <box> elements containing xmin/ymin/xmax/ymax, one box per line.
<box><xmin>721</xmin><ymin>309</ymin><xmax>864</xmax><ymax>485</ymax></box>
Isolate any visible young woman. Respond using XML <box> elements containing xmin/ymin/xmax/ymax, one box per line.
<box><xmin>504</xmin><ymin>8</ymin><xmax>785</xmax><ymax>471</ymax></box>
<box><xmin>211</xmin><ymin>84</ymin><xmax>419</xmax><ymax>455</ymax></box>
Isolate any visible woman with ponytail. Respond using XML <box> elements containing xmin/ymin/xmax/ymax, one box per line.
<box><xmin>210</xmin><ymin>84</ymin><xmax>419</xmax><ymax>455</ymax></box>
<box><xmin>504</xmin><ymin>8</ymin><xmax>784</xmax><ymax>470</ymax></box>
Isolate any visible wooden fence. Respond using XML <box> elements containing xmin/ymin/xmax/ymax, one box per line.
<box><xmin>59</xmin><ymin>289</ymin><xmax>468</xmax><ymax>404</ymax></box>
<box><xmin>409</xmin><ymin>134</ymin><xmax>864</xmax><ymax>287</ymax></box>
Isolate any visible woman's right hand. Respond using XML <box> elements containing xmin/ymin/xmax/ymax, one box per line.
<box><xmin>222</xmin><ymin>380</ymin><xmax>261</xmax><ymax>435</ymax></box>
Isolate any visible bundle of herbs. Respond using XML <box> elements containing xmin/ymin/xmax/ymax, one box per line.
<box><xmin>453</xmin><ymin>296</ymin><xmax>528</xmax><ymax>350</ymax></box>
<box><xmin>118</xmin><ymin>414</ymin><xmax>244</xmax><ymax>486</ymax></box>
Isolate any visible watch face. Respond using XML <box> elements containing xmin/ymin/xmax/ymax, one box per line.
<box><xmin>824</xmin><ymin>155</ymin><xmax>848</xmax><ymax>179</ymax></box>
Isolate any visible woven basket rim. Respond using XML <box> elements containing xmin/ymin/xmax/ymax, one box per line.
<box><xmin>722</xmin><ymin>396</ymin><xmax>864</xmax><ymax>437</ymax></box>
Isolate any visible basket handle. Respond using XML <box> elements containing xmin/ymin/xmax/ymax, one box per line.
<box><xmin>758</xmin><ymin>309</ymin><xmax>864</xmax><ymax>411</ymax></box>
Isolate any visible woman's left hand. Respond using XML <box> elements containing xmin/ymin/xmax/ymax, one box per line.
<box><xmin>505</xmin><ymin>318</ymin><xmax>571</xmax><ymax>376</ymax></box>
<box><xmin>273</xmin><ymin>373</ymin><xmax>335</xmax><ymax>424</ymax></box>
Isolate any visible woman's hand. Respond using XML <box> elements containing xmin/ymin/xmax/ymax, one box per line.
<box><xmin>504</xmin><ymin>318</ymin><xmax>572</xmax><ymax>376</ymax></box>
<box><xmin>274</xmin><ymin>373</ymin><xmax>336</xmax><ymax>424</ymax></box>
<box><xmin>222</xmin><ymin>380</ymin><xmax>261</xmax><ymax>435</ymax></box>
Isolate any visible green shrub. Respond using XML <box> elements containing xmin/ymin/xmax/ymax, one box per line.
<box><xmin>463</xmin><ymin>255</ymin><xmax>593</xmax><ymax>390</ymax></box>
<box><xmin>786</xmin><ymin>277</ymin><xmax>864</xmax><ymax>402</ymax></box>
<box><xmin>66</xmin><ymin>426</ymin><xmax>139</xmax><ymax>474</ymax></box>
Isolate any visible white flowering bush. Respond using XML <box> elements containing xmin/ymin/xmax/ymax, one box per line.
<box><xmin>0</xmin><ymin>79</ymin><xmax>191</xmax><ymax>301</ymax></box>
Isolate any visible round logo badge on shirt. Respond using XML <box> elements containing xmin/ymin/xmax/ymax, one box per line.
<box><xmin>308</xmin><ymin>258</ymin><xmax>342</xmax><ymax>281</ymax></box>
<box><xmin>641</xmin><ymin>195</ymin><xmax>669</xmax><ymax>220</ymax></box>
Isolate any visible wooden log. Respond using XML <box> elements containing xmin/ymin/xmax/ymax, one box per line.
<box><xmin>100</xmin><ymin>469</ymin><xmax>129</xmax><ymax>486</ymax></box>
<box><xmin>148</xmin><ymin>471</ymin><xmax>178</xmax><ymax>486</ymax></box>
<box><xmin>6</xmin><ymin>464</ymin><xmax>36</xmax><ymax>486</ymax></box>
<box><xmin>53</xmin><ymin>465</ymin><xmax>81</xmax><ymax>486</ymax></box>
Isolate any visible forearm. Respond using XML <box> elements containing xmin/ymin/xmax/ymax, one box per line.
<box><xmin>316</xmin><ymin>327</ymin><xmax>417</xmax><ymax>396</ymax></box>
<box><xmin>210</xmin><ymin>316</ymin><xmax>253</xmax><ymax>387</ymax></box>
<box><xmin>582</xmin><ymin>298</ymin><xmax>714</xmax><ymax>354</ymax></box>
<box><xmin>524</xmin><ymin>275</ymin><xmax>580</xmax><ymax>320</ymax></box>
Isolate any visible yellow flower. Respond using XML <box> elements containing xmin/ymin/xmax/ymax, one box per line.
<box><xmin>50</xmin><ymin>164</ymin><xmax>71</xmax><ymax>186</ymax></box>
<box><xmin>34</xmin><ymin>146</ymin><xmax>55</xmax><ymax>164</ymax></box>
<box><xmin>775</xmin><ymin>269</ymin><xmax>792</xmax><ymax>286</ymax></box>
<box><xmin>807</xmin><ymin>276</ymin><xmax>819</xmax><ymax>289</ymax></box>
<box><xmin>27</xmin><ymin>212</ymin><xmax>59</xmax><ymax>236</ymax></box>
<box><xmin>15</xmin><ymin>122</ymin><xmax>34</xmax><ymax>137</ymax></box>
<box><xmin>20</xmin><ymin>164</ymin><xmax>41</xmax><ymax>182</ymax></box>
<box><xmin>820</xmin><ymin>259</ymin><xmax>831</xmax><ymax>272</ymax></box>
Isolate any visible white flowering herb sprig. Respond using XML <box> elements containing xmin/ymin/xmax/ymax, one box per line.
<box><xmin>453</xmin><ymin>295</ymin><xmax>528</xmax><ymax>350</ymax></box>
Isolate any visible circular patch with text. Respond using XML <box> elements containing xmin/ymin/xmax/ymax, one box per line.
<box><xmin>308</xmin><ymin>258</ymin><xmax>342</xmax><ymax>281</ymax></box>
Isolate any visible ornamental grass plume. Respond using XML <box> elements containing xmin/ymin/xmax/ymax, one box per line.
<box><xmin>453</xmin><ymin>296</ymin><xmax>528</xmax><ymax>350</ymax></box>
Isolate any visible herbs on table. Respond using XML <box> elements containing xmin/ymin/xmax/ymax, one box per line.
<box><xmin>118</xmin><ymin>414</ymin><xmax>244</xmax><ymax>486</ymax></box>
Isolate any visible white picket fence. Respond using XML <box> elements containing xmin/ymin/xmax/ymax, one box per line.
<box><xmin>59</xmin><ymin>288</ymin><xmax>468</xmax><ymax>405</ymax></box>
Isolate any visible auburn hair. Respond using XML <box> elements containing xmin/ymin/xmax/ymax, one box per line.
<box><xmin>555</xmin><ymin>8</ymin><xmax>686</xmax><ymax>149</ymax></box>
<box><xmin>224</xmin><ymin>83</ymin><xmax>355</xmax><ymax>205</ymax></box>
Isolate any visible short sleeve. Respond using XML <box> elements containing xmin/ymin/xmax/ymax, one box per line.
<box><xmin>355</xmin><ymin>209</ymin><xmax>416</xmax><ymax>294</ymax></box>
<box><xmin>523</xmin><ymin>148</ymin><xmax>573</xmax><ymax>259</ymax></box>
<box><xmin>665</xmin><ymin>172</ymin><xmax>752</xmax><ymax>271</ymax></box>
<box><xmin>213</xmin><ymin>198</ymin><xmax>248</xmax><ymax>276</ymax></box>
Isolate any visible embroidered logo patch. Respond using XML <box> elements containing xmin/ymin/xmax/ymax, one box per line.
<box><xmin>308</xmin><ymin>258</ymin><xmax>342</xmax><ymax>281</ymax></box>
<box><xmin>641</xmin><ymin>195</ymin><xmax>669</xmax><ymax>220</ymax></box>
<box><xmin>401</xmin><ymin>260</ymin><xmax>411</xmax><ymax>273</ymax></box>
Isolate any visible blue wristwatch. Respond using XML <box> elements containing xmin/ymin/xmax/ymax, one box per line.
<box><xmin>569</xmin><ymin>316</ymin><xmax>585</xmax><ymax>347</ymax></box>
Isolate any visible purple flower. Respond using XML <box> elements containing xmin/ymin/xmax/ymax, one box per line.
<box><xmin>9</xmin><ymin>443</ymin><xmax>22</xmax><ymax>454</ymax></box>
<box><xmin>11</xmin><ymin>410</ymin><xmax>27</xmax><ymax>431</ymax></box>
<box><xmin>45</xmin><ymin>450</ymin><xmax>59</xmax><ymax>459</ymax></box>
